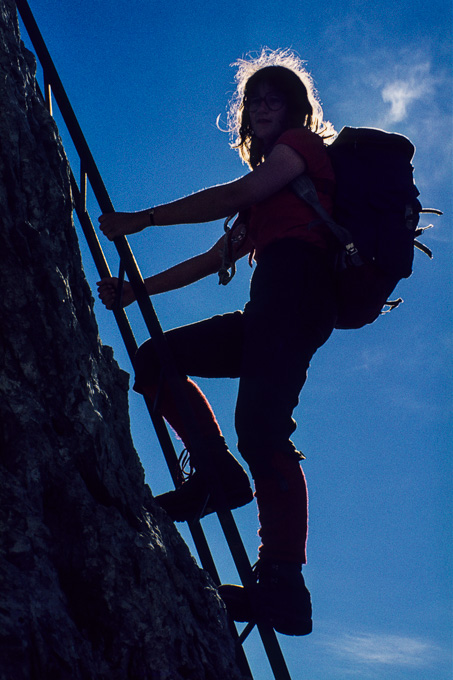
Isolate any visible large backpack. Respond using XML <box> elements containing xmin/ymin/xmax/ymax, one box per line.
<box><xmin>292</xmin><ymin>126</ymin><xmax>441</xmax><ymax>329</ymax></box>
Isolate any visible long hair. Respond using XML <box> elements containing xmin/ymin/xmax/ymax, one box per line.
<box><xmin>228</xmin><ymin>48</ymin><xmax>335</xmax><ymax>168</ymax></box>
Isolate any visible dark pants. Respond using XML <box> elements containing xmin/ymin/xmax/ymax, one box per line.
<box><xmin>134</xmin><ymin>239</ymin><xmax>337</xmax><ymax>479</ymax></box>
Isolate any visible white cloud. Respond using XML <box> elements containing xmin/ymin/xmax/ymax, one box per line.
<box><xmin>381</xmin><ymin>62</ymin><xmax>435</xmax><ymax>123</ymax></box>
<box><xmin>325</xmin><ymin>631</ymin><xmax>441</xmax><ymax>667</ymax></box>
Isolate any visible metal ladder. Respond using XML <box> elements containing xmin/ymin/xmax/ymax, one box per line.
<box><xmin>15</xmin><ymin>1</ymin><xmax>296</xmax><ymax>677</ymax></box>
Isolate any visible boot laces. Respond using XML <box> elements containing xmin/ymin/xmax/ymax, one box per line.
<box><xmin>176</xmin><ymin>449</ymin><xmax>195</xmax><ymax>486</ymax></box>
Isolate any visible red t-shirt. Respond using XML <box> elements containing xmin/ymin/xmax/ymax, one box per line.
<box><xmin>247</xmin><ymin>127</ymin><xmax>336</xmax><ymax>259</ymax></box>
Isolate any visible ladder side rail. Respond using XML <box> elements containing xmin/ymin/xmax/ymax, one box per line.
<box><xmin>16</xmin><ymin>4</ymin><xmax>294</xmax><ymax>677</ymax></box>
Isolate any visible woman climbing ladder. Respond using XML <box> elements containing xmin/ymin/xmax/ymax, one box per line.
<box><xmin>98</xmin><ymin>48</ymin><xmax>337</xmax><ymax>636</ymax></box>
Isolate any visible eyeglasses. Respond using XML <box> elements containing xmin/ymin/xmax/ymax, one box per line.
<box><xmin>246</xmin><ymin>93</ymin><xmax>286</xmax><ymax>113</ymax></box>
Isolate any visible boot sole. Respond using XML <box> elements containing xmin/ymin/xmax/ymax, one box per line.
<box><xmin>156</xmin><ymin>486</ymin><xmax>254</xmax><ymax>522</ymax></box>
<box><xmin>218</xmin><ymin>583</ymin><xmax>313</xmax><ymax>636</ymax></box>
<box><xmin>272</xmin><ymin>618</ymin><xmax>313</xmax><ymax>636</ymax></box>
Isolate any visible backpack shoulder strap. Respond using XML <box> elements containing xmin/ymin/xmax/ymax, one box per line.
<box><xmin>291</xmin><ymin>173</ymin><xmax>363</xmax><ymax>266</ymax></box>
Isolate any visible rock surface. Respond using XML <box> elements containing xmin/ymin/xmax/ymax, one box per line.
<box><xmin>0</xmin><ymin>2</ymin><xmax>245</xmax><ymax>678</ymax></box>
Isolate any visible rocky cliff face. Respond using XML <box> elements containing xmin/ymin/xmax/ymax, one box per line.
<box><xmin>0</xmin><ymin>2</ymin><xmax>244</xmax><ymax>678</ymax></box>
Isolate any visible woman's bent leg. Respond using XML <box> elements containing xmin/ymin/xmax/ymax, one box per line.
<box><xmin>133</xmin><ymin>312</ymin><xmax>253</xmax><ymax>520</ymax></box>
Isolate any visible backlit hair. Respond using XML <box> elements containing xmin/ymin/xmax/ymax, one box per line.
<box><xmin>228</xmin><ymin>48</ymin><xmax>335</xmax><ymax>168</ymax></box>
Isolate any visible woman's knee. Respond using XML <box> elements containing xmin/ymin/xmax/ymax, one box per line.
<box><xmin>133</xmin><ymin>339</ymin><xmax>160</xmax><ymax>393</ymax></box>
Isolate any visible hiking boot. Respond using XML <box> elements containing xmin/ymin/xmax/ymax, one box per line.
<box><xmin>155</xmin><ymin>451</ymin><xmax>253</xmax><ymax>522</ymax></box>
<box><xmin>218</xmin><ymin>561</ymin><xmax>312</xmax><ymax>636</ymax></box>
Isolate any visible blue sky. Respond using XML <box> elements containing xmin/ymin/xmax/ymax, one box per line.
<box><xmin>19</xmin><ymin>1</ymin><xmax>452</xmax><ymax>678</ymax></box>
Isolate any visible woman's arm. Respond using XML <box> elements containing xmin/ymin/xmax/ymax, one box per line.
<box><xmin>143</xmin><ymin>236</ymin><xmax>225</xmax><ymax>294</ymax></box>
<box><xmin>97</xmin><ymin>232</ymin><xmax>250</xmax><ymax>309</ymax></box>
<box><xmin>98</xmin><ymin>143</ymin><xmax>305</xmax><ymax>240</ymax></box>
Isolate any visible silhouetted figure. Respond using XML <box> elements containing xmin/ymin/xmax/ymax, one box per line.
<box><xmin>98</xmin><ymin>48</ymin><xmax>337</xmax><ymax>636</ymax></box>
